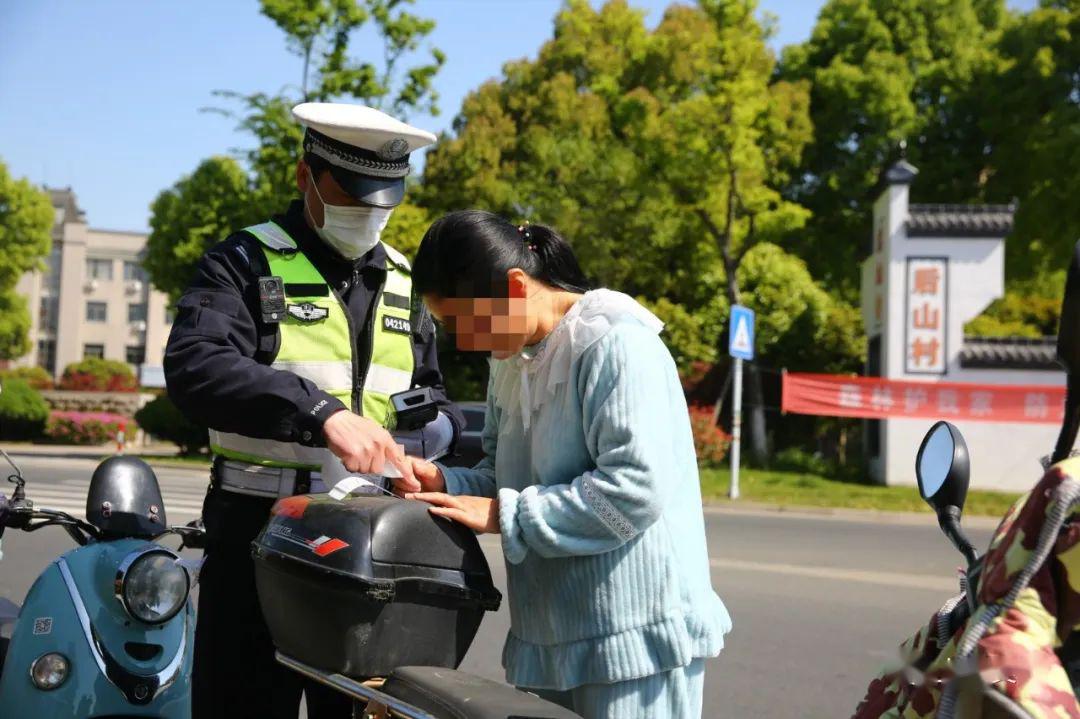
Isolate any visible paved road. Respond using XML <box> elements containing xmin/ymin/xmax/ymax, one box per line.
<box><xmin>0</xmin><ymin>456</ymin><xmax>1000</xmax><ymax>718</ymax></box>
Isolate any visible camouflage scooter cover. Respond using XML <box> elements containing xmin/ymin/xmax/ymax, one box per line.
<box><xmin>853</xmin><ymin>457</ymin><xmax>1080</xmax><ymax>719</ymax></box>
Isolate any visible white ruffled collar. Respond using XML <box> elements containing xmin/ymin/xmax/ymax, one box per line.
<box><xmin>492</xmin><ymin>289</ymin><xmax>664</xmax><ymax>430</ymax></box>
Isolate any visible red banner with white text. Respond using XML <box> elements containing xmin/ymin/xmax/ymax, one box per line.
<box><xmin>781</xmin><ymin>372</ymin><xmax>1066</xmax><ymax>424</ymax></box>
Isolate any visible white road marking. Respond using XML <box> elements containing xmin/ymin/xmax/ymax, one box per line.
<box><xmin>11</xmin><ymin>464</ymin><xmax>207</xmax><ymax>520</ymax></box>
<box><xmin>710</xmin><ymin>557</ymin><xmax>957</xmax><ymax>592</ymax></box>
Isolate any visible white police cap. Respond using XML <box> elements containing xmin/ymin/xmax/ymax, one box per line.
<box><xmin>292</xmin><ymin>102</ymin><xmax>437</xmax><ymax>207</ymax></box>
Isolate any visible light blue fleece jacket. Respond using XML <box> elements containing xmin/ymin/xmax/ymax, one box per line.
<box><xmin>439</xmin><ymin>291</ymin><xmax>732</xmax><ymax>691</ymax></box>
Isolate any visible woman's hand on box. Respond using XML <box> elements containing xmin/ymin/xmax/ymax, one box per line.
<box><xmin>410</xmin><ymin>493</ymin><xmax>500</xmax><ymax>534</ymax></box>
<box><xmin>391</xmin><ymin>457</ymin><xmax>445</xmax><ymax>494</ymax></box>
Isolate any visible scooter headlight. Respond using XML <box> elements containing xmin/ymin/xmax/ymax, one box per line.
<box><xmin>30</xmin><ymin>653</ymin><xmax>69</xmax><ymax>690</ymax></box>
<box><xmin>116</xmin><ymin>549</ymin><xmax>189</xmax><ymax>624</ymax></box>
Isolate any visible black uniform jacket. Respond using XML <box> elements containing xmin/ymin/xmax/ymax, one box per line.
<box><xmin>163</xmin><ymin>200</ymin><xmax>461</xmax><ymax>450</ymax></box>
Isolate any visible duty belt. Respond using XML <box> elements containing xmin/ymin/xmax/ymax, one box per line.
<box><xmin>212</xmin><ymin>458</ymin><xmax>328</xmax><ymax>499</ymax></box>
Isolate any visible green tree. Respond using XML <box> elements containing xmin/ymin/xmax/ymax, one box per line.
<box><xmin>738</xmin><ymin>243</ymin><xmax>865</xmax><ymax>374</ymax></box>
<box><xmin>974</xmin><ymin>2</ymin><xmax>1080</xmax><ymax>279</ymax></box>
<box><xmin>0</xmin><ymin>293</ymin><xmax>33</xmax><ymax>361</ymax></box>
<box><xmin>422</xmin><ymin>0</ymin><xmax>814</xmax><ymax>356</ymax></box>
<box><xmin>145</xmin><ymin>156</ymin><xmax>259</xmax><ymax>301</ymax></box>
<box><xmin>965</xmin><ymin>283</ymin><xmax>1063</xmax><ymax>338</ymax></box>
<box><xmin>0</xmin><ymin>159</ymin><xmax>52</xmax><ymax>358</ymax></box>
<box><xmin>380</xmin><ymin>199</ymin><xmax>432</xmax><ymax>260</ymax></box>
<box><xmin>778</xmin><ymin>0</ymin><xmax>1010</xmax><ymax>296</ymax></box>
<box><xmin>420</xmin><ymin>0</ymin><xmax>845</xmax><ymax>460</ymax></box>
<box><xmin>211</xmin><ymin>0</ymin><xmax>445</xmax><ymax>216</ymax></box>
<box><xmin>146</xmin><ymin>0</ymin><xmax>444</xmax><ymax>298</ymax></box>
<box><xmin>643</xmin><ymin>244</ymin><xmax>864</xmax><ymax>377</ymax></box>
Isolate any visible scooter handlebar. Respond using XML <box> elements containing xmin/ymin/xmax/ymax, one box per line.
<box><xmin>173</xmin><ymin>518</ymin><xmax>207</xmax><ymax>550</ymax></box>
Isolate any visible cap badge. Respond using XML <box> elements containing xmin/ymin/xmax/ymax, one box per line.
<box><xmin>377</xmin><ymin>138</ymin><xmax>410</xmax><ymax>161</ymax></box>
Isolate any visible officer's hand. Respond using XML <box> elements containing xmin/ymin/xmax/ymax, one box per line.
<box><xmin>323</xmin><ymin>411</ymin><xmax>416</xmax><ymax>483</ymax></box>
<box><xmin>392</xmin><ymin>457</ymin><xmax>445</xmax><ymax>495</ymax></box>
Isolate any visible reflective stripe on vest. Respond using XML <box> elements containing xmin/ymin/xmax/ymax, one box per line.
<box><xmin>208</xmin><ymin>220</ymin><xmax>416</xmax><ymax>469</ymax></box>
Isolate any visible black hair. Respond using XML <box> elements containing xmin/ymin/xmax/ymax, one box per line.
<box><xmin>303</xmin><ymin>151</ymin><xmax>332</xmax><ymax>178</ymax></box>
<box><xmin>412</xmin><ymin>210</ymin><xmax>592</xmax><ymax>298</ymax></box>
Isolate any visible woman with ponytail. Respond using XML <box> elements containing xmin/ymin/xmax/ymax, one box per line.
<box><xmin>395</xmin><ymin>209</ymin><xmax>731</xmax><ymax>719</ymax></box>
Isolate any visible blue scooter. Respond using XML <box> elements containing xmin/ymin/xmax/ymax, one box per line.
<box><xmin>0</xmin><ymin>450</ymin><xmax>205</xmax><ymax>717</ymax></box>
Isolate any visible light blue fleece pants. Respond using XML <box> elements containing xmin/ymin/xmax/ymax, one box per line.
<box><xmin>524</xmin><ymin>659</ymin><xmax>706</xmax><ymax>719</ymax></box>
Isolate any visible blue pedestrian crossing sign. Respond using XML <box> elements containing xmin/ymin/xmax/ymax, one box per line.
<box><xmin>729</xmin><ymin>305</ymin><xmax>755</xmax><ymax>360</ymax></box>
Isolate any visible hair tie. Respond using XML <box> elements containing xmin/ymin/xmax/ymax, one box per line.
<box><xmin>518</xmin><ymin>223</ymin><xmax>536</xmax><ymax>251</ymax></box>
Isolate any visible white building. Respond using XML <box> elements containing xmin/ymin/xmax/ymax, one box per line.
<box><xmin>12</xmin><ymin>188</ymin><xmax>172</xmax><ymax>385</ymax></box>
<box><xmin>861</xmin><ymin>162</ymin><xmax>1064</xmax><ymax>492</ymax></box>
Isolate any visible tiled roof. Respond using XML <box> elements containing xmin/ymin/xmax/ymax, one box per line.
<box><xmin>884</xmin><ymin>160</ymin><xmax>919</xmax><ymax>185</ymax></box>
<box><xmin>907</xmin><ymin>204</ymin><xmax>1015</xmax><ymax>238</ymax></box>
<box><xmin>959</xmin><ymin>337</ymin><xmax>1060</xmax><ymax>370</ymax></box>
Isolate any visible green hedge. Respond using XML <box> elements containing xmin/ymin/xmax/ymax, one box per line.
<box><xmin>0</xmin><ymin>379</ymin><xmax>50</xmax><ymax>440</ymax></box>
<box><xmin>134</xmin><ymin>395</ymin><xmax>208</xmax><ymax>455</ymax></box>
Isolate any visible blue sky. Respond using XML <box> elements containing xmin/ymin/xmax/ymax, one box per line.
<box><xmin>0</xmin><ymin>0</ymin><xmax>1036</xmax><ymax>233</ymax></box>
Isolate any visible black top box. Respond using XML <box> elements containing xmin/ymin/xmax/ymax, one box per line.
<box><xmin>252</xmin><ymin>494</ymin><xmax>502</xmax><ymax>678</ymax></box>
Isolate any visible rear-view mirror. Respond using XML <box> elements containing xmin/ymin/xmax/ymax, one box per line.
<box><xmin>916</xmin><ymin>421</ymin><xmax>970</xmax><ymax>513</ymax></box>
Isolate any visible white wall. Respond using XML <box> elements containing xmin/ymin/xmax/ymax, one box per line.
<box><xmin>885</xmin><ymin>416</ymin><xmax>1060</xmax><ymax>493</ymax></box>
<box><xmin>865</xmin><ymin>177</ymin><xmax>1063</xmax><ymax>490</ymax></box>
<box><xmin>882</xmin><ymin>237</ymin><xmax>1004</xmax><ymax>380</ymax></box>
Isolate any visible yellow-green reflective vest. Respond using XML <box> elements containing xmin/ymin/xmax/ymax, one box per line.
<box><xmin>208</xmin><ymin>221</ymin><xmax>416</xmax><ymax>470</ymax></box>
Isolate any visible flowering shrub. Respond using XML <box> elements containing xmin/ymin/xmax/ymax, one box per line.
<box><xmin>58</xmin><ymin>358</ymin><xmax>137</xmax><ymax>392</ymax></box>
<box><xmin>44</xmin><ymin>411</ymin><xmax>132</xmax><ymax>445</ymax></box>
<box><xmin>679</xmin><ymin>361</ymin><xmax>728</xmax><ymax>406</ymax></box>
<box><xmin>680</xmin><ymin>361</ymin><xmax>713</xmax><ymax>394</ymax></box>
<box><xmin>0</xmin><ymin>366</ymin><xmax>54</xmax><ymax>390</ymax></box>
<box><xmin>688</xmin><ymin>404</ymin><xmax>731</xmax><ymax>466</ymax></box>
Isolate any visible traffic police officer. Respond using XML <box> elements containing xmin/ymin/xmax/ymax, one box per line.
<box><xmin>164</xmin><ymin>103</ymin><xmax>462</xmax><ymax>718</ymax></box>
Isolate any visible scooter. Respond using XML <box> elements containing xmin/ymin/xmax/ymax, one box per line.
<box><xmin>853</xmin><ymin>240</ymin><xmax>1080</xmax><ymax>718</ymax></box>
<box><xmin>0</xmin><ymin>450</ymin><xmax>205</xmax><ymax>717</ymax></box>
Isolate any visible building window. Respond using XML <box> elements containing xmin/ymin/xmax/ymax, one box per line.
<box><xmin>86</xmin><ymin>258</ymin><xmax>113</xmax><ymax>281</ymax></box>
<box><xmin>128</xmin><ymin>303</ymin><xmax>147</xmax><ymax>323</ymax></box>
<box><xmin>83</xmin><ymin>344</ymin><xmax>105</xmax><ymax>360</ymax></box>
<box><xmin>45</xmin><ymin>247</ymin><xmax>62</xmax><ymax>295</ymax></box>
<box><xmin>37</xmin><ymin>339</ymin><xmax>56</xmax><ymax>375</ymax></box>
<box><xmin>125</xmin><ymin>345</ymin><xmax>146</xmax><ymax>365</ymax></box>
<box><xmin>123</xmin><ymin>261</ymin><xmax>146</xmax><ymax>282</ymax></box>
<box><xmin>39</xmin><ymin>296</ymin><xmax>58</xmax><ymax>329</ymax></box>
<box><xmin>86</xmin><ymin>301</ymin><xmax>107</xmax><ymax>322</ymax></box>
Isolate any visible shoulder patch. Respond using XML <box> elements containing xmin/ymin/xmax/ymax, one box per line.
<box><xmin>244</xmin><ymin>222</ymin><xmax>297</xmax><ymax>252</ymax></box>
<box><xmin>381</xmin><ymin>243</ymin><xmax>411</xmax><ymax>273</ymax></box>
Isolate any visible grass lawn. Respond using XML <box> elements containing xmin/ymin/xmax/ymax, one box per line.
<box><xmin>698</xmin><ymin>466</ymin><xmax>1022</xmax><ymax>517</ymax></box>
